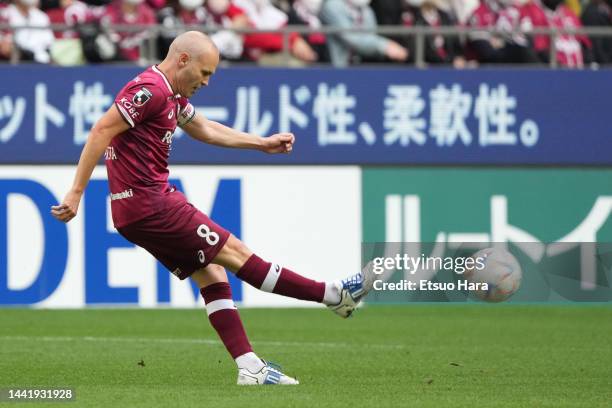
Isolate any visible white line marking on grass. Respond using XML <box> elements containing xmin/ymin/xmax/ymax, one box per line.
<box><xmin>0</xmin><ymin>335</ymin><xmax>405</xmax><ymax>350</ymax></box>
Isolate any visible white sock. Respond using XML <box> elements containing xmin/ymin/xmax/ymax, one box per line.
<box><xmin>235</xmin><ymin>352</ymin><xmax>265</xmax><ymax>373</ymax></box>
<box><xmin>322</xmin><ymin>281</ymin><xmax>341</xmax><ymax>305</ymax></box>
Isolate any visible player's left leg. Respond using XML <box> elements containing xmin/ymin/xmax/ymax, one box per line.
<box><xmin>147</xmin><ymin>193</ymin><xmax>372</xmax><ymax>318</ymax></box>
<box><xmin>212</xmin><ymin>234</ymin><xmax>338</xmax><ymax>303</ymax></box>
<box><xmin>212</xmin><ymin>234</ymin><xmax>376</xmax><ymax>318</ymax></box>
<box><xmin>191</xmin><ymin>264</ymin><xmax>299</xmax><ymax>385</ymax></box>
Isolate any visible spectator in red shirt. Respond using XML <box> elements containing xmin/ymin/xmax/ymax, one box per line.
<box><xmin>146</xmin><ymin>0</ymin><xmax>166</xmax><ymax>10</ymax></box>
<box><xmin>466</xmin><ymin>0</ymin><xmax>539</xmax><ymax>63</ymax></box>
<box><xmin>515</xmin><ymin>0</ymin><xmax>549</xmax><ymax>62</ymax></box>
<box><xmin>205</xmin><ymin>0</ymin><xmax>247</xmax><ymax>26</ymax></box>
<box><xmin>157</xmin><ymin>0</ymin><xmax>246</xmax><ymax>60</ymax></box>
<box><xmin>101</xmin><ymin>0</ymin><xmax>156</xmax><ymax>62</ymax></box>
<box><xmin>46</xmin><ymin>0</ymin><xmax>101</xmax><ymax>39</ymax></box>
<box><xmin>541</xmin><ymin>0</ymin><xmax>592</xmax><ymax>67</ymax></box>
<box><xmin>205</xmin><ymin>0</ymin><xmax>257</xmax><ymax>60</ymax></box>
<box><xmin>234</xmin><ymin>0</ymin><xmax>317</xmax><ymax>63</ymax></box>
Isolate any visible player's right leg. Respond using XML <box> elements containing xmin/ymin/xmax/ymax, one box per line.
<box><xmin>191</xmin><ymin>264</ymin><xmax>299</xmax><ymax>385</ymax></box>
<box><xmin>116</xmin><ymin>196</ymin><xmax>298</xmax><ymax>384</ymax></box>
<box><xmin>212</xmin><ymin>234</ymin><xmax>376</xmax><ymax>318</ymax></box>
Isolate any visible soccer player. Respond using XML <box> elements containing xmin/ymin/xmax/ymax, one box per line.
<box><xmin>51</xmin><ymin>31</ymin><xmax>374</xmax><ymax>385</ymax></box>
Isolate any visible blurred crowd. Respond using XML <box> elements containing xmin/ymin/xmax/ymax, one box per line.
<box><xmin>0</xmin><ymin>0</ymin><xmax>611</xmax><ymax>67</ymax></box>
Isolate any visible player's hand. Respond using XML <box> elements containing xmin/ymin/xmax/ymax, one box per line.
<box><xmin>51</xmin><ymin>190</ymin><xmax>82</xmax><ymax>223</ymax></box>
<box><xmin>261</xmin><ymin>133</ymin><xmax>295</xmax><ymax>154</ymax></box>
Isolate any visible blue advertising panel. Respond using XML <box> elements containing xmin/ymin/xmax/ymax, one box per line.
<box><xmin>0</xmin><ymin>173</ymin><xmax>243</xmax><ymax>306</ymax></box>
<box><xmin>0</xmin><ymin>66</ymin><xmax>609</xmax><ymax>165</ymax></box>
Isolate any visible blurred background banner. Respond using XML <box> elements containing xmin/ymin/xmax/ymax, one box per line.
<box><xmin>362</xmin><ymin>168</ymin><xmax>612</xmax><ymax>302</ymax></box>
<box><xmin>362</xmin><ymin>168</ymin><xmax>612</xmax><ymax>243</ymax></box>
<box><xmin>0</xmin><ymin>66</ymin><xmax>610</xmax><ymax>165</ymax></box>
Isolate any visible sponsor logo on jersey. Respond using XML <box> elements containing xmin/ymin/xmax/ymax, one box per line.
<box><xmin>168</xmin><ymin>109</ymin><xmax>174</xmax><ymax>119</ymax></box>
<box><xmin>104</xmin><ymin>146</ymin><xmax>117</xmax><ymax>160</ymax></box>
<box><xmin>110</xmin><ymin>188</ymin><xmax>134</xmax><ymax>201</ymax></box>
<box><xmin>133</xmin><ymin>87</ymin><xmax>153</xmax><ymax>107</ymax></box>
<box><xmin>162</xmin><ymin>130</ymin><xmax>174</xmax><ymax>144</ymax></box>
<box><xmin>118</xmin><ymin>97</ymin><xmax>140</xmax><ymax>121</ymax></box>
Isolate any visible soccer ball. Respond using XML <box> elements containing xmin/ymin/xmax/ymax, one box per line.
<box><xmin>464</xmin><ymin>247</ymin><xmax>522</xmax><ymax>302</ymax></box>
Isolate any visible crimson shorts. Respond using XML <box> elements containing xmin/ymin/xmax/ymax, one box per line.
<box><xmin>117</xmin><ymin>191</ymin><xmax>230</xmax><ymax>280</ymax></box>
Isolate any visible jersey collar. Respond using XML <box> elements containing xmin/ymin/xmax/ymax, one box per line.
<box><xmin>152</xmin><ymin>65</ymin><xmax>181</xmax><ymax>98</ymax></box>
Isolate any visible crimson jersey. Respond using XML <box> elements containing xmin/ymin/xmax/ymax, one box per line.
<box><xmin>548</xmin><ymin>5</ymin><xmax>591</xmax><ymax>67</ymax></box>
<box><xmin>101</xmin><ymin>0</ymin><xmax>156</xmax><ymax>61</ymax></box>
<box><xmin>467</xmin><ymin>3</ymin><xmax>497</xmax><ymax>42</ymax></box>
<box><xmin>468</xmin><ymin>3</ymin><xmax>497</xmax><ymax>29</ymax></box>
<box><xmin>518</xmin><ymin>1</ymin><xmax>549</xmax><ymax>54</ymax></box>
<box><xmin>107</xmin><ymin>65</ymin><xmax>196</xmax><ymax>228</ymax></box>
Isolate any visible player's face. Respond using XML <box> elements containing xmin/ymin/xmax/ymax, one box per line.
<box><xmin>178</xmin><ymin>51</ymin><xmax>219</xmax><ymax>98</ymax></box>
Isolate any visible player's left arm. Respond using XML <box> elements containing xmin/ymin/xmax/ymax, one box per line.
<box><xmin>181</xmin><ymin>111</ymin><xmax>294</xmax><ymax>154</ymax></box>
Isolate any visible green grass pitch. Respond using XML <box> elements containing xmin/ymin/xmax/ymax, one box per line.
<box><xmin>1</xmin><ymin>305</ymin><xmax>611</xmax><ymax>407</ymax></box>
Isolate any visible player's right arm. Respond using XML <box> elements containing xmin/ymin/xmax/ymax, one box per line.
<box><xmin>181</xmin><ymin>111</ymin><xmax>294</xmax><ymax>154</ymax></box>
<box><xmin>51</xmin><ymin>105</ymin><xmax>130</xmax><ymax>223</ymax></box>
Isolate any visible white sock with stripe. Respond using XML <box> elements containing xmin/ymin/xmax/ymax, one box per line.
<box><xmin>200</xmin><ymin>282</ymin><xmax>255</xmax><ymax>363</ymax></box>
<box><xmin>235</xmin><ymin>352</ymin><xmax>265</xmax><ymax>373</ymax></box>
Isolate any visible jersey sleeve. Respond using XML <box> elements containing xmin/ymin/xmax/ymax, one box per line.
<box><xmin>177</xmin><ymin>96</ymin><xmax>196</xmax><ymax>127</ymax></box>
<box><xmin>114</xmin><ymin>81</ymin><xmax>164</xmax><ymax>128</ymax></box>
